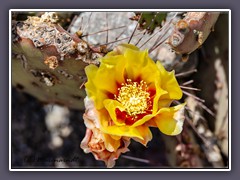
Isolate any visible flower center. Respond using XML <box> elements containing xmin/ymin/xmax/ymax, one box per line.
<box><xmin>116</xmin><ymin>79</ymin><xmax>150</xmax><ymax>117</ymax></box>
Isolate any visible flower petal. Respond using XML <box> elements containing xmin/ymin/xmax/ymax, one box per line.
<box><xmin>136</xmin><ymin>53</ymin><xmax>160</xmax><ymax>85</ymax></box>
<box><xmin>112</xmin><ymin>43</ymin><xmax>140</xmax><ymax>55</ymax></box>
<box><xmin>124</xmin><ymin>48</ymin><xmax>149</xmax><ymax>80</ymax></box>
<box><xmin>103</xmin><ymin>133</ymin><xmax>121</xmax><ymax>152</ymax></box>
<box><xmin>85</xmin><ymin>65</ymin><xmax>109</xmax><ymax>109</ymax></box>
<box><xmin>132</xmin><ymin>114</ymin><xmax>155</xmax><ymax>127</ymax></box>
<box><xmin>133</xmin><ymin>125</ymin><xmax>152</xmax><ymax>146</ymax></box>
<box><xmin>84</xmin><ymin>64</ymin><xmax>98</xmax><ymax>97</ymax></box>
<box><xmin>103</xmin><ymin>99</ymin><xmax>126</xmax><ymax>126</ymax></box>
<box><xmin>154</xmin><ymin>103</ymin><xmax>186</xmax><ymax>135</ymax></box>
<box><xmin>85</xmin><ymin>56</ymin><xmax>126</xmax><ymax>109</ymax></box>
<box><xmin>106</xmin><ymin>137</ymin><xmax>130</xmax><ymax>168</ymax></box>
<box><xmin>152</xmin><ymin>79</ymin><xmax>168</xmax><ymax>113</ymax></box>
<box><xmin>80</xmin><ymin>128</ymin><xmax>92</xmax><ymax>153</ymax></box>
<box><xmin>114</xmin><ymin>44</ymin><xmax>161</xmax><ymax>86</ymax></box>
<box><xmin>100</xmin><ymin>125</ymin><xmax>145</xmax><ymax>140</ymax></box>
<box><xmin>83</xmin><ymin>97</ymin><xmax>101</xmax><ymax>129</ymax></box>
<box><xmin>100</xmin><ymin>55</ymin><xmax>126</xmax><ymax>85</ymax></box>
<box><xmin>156</xmin><ymin>61</ymin><xmax>183</xmax><ymax>100</ymax></box>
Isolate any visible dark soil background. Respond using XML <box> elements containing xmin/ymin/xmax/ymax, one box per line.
<box><xmin>12</xmin><ymin>88</ymin><xmax>171</xmax><ymax>168</ymax></box>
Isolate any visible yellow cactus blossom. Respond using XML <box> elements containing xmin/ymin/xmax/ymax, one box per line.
<box><xmin>84</xmin><ymin>44</ymin><xmax>185</xmax><ymax>146</ymax></box>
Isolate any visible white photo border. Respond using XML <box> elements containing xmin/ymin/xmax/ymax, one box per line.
<box><xmin>9</xmin><ymin>9</ymin><xmax>231</xmax><ymax>171</ymax></box>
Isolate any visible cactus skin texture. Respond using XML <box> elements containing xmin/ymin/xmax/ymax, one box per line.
<box><xmin>12</xmin><ymin>13</ymin><xmax>102</xmax><ymax>110</ymax></box>
<box><xmin>168</xmin><ymin>12</ymin><xmax>220</xmax><ymax>55</ymax></box>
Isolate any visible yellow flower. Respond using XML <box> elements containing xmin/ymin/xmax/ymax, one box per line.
<box><xmin>84</xmin><ymin>44</ymin><xmax>185</xmax><ymax>146</ymax></box>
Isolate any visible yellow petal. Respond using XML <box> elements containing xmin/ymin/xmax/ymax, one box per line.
<box><xmin>85</xmin><ymin>56</ymin><xmax>126</xmax><ymax>109</ymax></box>
<box><xmin>103</xmin><ymin>99</ymin><xmax>126</xmax><ymax>126</ymax></box>
<box><xmin>137</xmin><ymin>55</ymin><xmax>160</xmax><ymax>84</ymax></box>
<box><xmin>133</xmin><ymin>125</ymin><xmax>152</xmax><ymax>146</ymax></box>
<box><xmin>94</xmin><ymin>56</ymin><xmax>123</xmax><ymax>94</ymax></box>
<box><xmin>85</xmin><ymin>65</ymin><xmax>109</xmax><ymax>109</ymax></box>
<box><xmin>109</xmin><ymin>134</ymin><xmax>122</xmax><ymax>141</ymax></box>
<box><xmin>102</xmin><ymin>133</ymin><xmax>121</xmax><ymax>152</ymax></box>
<box><xmin>100</xmin><ymin>125</ymin><xmax>145</xmax><ymax>140</ymax></box>
<box><xmin>154</xmin><ymin>103</ymin><xmax>186</xmax><ymax>135</ymax></box>
<box><xmin>145</xmin><ymin>119</ymin><xmax>157</xmax><ymax>127</ymax></box>
<box><xmin>84</xmin><ymin>64</ymin><xmax>98</xmax><ymax>97</ymax></box>
<box><xmin>124</xmin><ymin>48</ymin><xmax>149</xmax><ymax>80</ymax></box>
<box><xmin>158</xmin><ymin>99</ymin><xmax>173</xmax><ymax>108</ymax></box>
<box><xmin>131</xmin><ymin>114</ymin><xmax>155</xmax><ymax>127</ymax></box>
<box><xmin>113</xmin><ymin>43</ymin><xmax>140</xmax><ymax>55</ymax></box>
<box><xmin>156</xmin><ymin>61</ymin><xmax>182</xmax><ymax>100</ymax></box>
<box><xmin>115</xmin><ymin>44</ymin><xmax>160</xmax><ymax>85</ymax></box>
<box><xmin>152</xmin><ymin>79</ymin><xmax>168</xmax><ymax>113</ymax></box>
<box><xmin>102</xmin><ymin>55</ymin><xmax>127</xmax><ymax>84</ymax></box>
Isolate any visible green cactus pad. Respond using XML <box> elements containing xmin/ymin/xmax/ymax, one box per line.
<box><xmin>12</xmin><ymin>13</ymin><xmax>102</xmax><ymax>110</ymax></box>
<box><xmin>131</xmin><ymin>12</ymin><xmax>167</xmax><ymax>34</ymax></box>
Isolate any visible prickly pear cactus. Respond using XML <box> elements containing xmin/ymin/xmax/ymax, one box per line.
<box><xmin>130</xmin><ymin>12</ymin><xmax>167</xmax><ymax>34</ymax></box>
<box><xmin>11</xmin><ymin>11</ymin><xmax>229</xmax><ymax>169</ymax></box>
<box><xmin>12</xmin><ymin>13</ymin><xmax>102</xmax><ymax>109</ymax></box>
<box><xmin>168</xmin><ymin>12</ymin><xmax>220</xmax><ymax>55</ymax></box>
<box><xmin>11</xmin><ymin>12</ymin><xmax>220</xmax><ymax>110</ymax></box>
